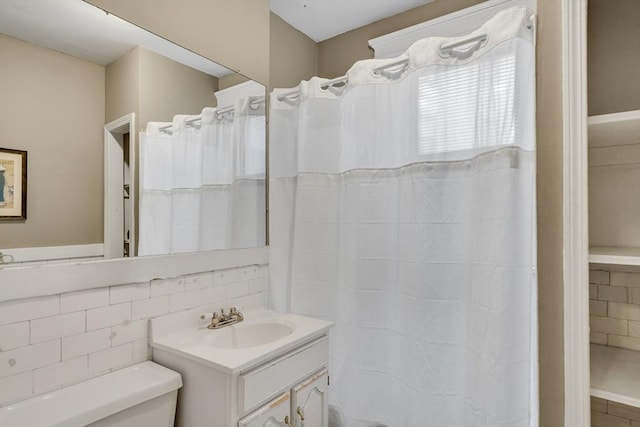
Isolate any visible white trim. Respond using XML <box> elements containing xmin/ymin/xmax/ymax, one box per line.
<box><xmin>215</xmin><ymin>80</ymin><xmax>266</xmax><ymax>109</ymax></box>
<box><xmin>589</xmin><ymin>246</ymin><xmax>640</xmax><ymax>267</ymax></box>
<box><xmin>368</xmin><ymin>0</ymin><xmax>536</xmax><ymax>59</ymax></box>
<box><xmin>0</xmin><ymin>246</ymin><xmax>269</xmax><ymax>302</ymax></box>
<box><xmin>104</xmin><ymin>113</ymin><xmax>136</xmax><ymax>259</ymax></box>
<box><xmin>1</xmin><ymin>244</ymin><xmax>104</xmax><ymax>264</ymax></box>
<box><xmin>562</xmin><ymin>0</ymin><xmax>591</xmax><ymax>425</ymax></box>
<box><xmin>587</xmin><ymin>109</ymin><xmax>640</xmax><ymax>125</ymax></box>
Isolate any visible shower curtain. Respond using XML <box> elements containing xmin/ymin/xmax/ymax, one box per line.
<box><xmin>270</xmin><ymin>7</ymin><xmax>537</xmax><ymax>427</ymax></box>
<box><xmin>138</xmin><ymin>97</ymin><xmax>265</xmax><ymax>256</ymax></box>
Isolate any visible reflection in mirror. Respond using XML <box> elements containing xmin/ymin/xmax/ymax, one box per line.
<box><xmin>0</xmin><ymin>0</ymin><xmax>266</xmax><ymax>266</ymax></box>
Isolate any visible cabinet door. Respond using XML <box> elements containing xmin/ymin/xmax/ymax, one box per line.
<box><xmin>291</xmin><ymin>369</ymin><xmax>329</xmax><ymax>427</ymax></box>
<box><xmin>239</xmin><ymin>392</ymin><xmax>293</xmax><ymax>427</ymax></box>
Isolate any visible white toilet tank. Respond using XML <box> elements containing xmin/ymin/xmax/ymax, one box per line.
<box><xmin>0</xmin><ymin>361</ymin><xmax>182</xmax><ymax>427</ymax></box>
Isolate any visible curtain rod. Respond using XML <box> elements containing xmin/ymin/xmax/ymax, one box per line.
<box><xmin>276</xmin><ymin>31</ymin><xmax>496</xmax><ymax>103</ymax></box>
<box><xmin>439</xmin><ymin>33</ymin><xmax>487</xmax><ymax>55</ymax></box>
<box><xmin>158</xmin><ymin>99</ymin><xmax>260</xmax><ymax>133</ymax></box>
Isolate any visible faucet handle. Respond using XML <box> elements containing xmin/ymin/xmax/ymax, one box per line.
<box><xmin>229</xmin><ymin>307</ymin><xmax>237</xmax><ymax>314</ymax></box>
<box><xmin>200</xmin><ymin>312</ymin><xmax>218</xmax><ymax>320</ymax></box>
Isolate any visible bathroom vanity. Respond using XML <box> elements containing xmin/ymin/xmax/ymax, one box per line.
<box><xmin>150</xmin><ymin>295</ymin><xmax>332</xmax><ymax>427</ymax></box>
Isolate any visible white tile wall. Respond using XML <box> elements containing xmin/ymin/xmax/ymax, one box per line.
<box><xmin>132</xmin><ymin>338</ymin><xmax>151</xmax><ymax>362</ymax></box>
<box><xmin>168</xmin><ymin>289</ymin><xmax>202</xmax><ymax>313</ymax></box>
<box><xmin>592</xmin><ymin>396</ymin><xmax>640</xmax><ymax>427</ymax></box>
<box><xmin>0</xmin><ymin>263</ymin><xmax>269</xmax><ymax>406</ymax></box>
<box><xmin>109</xmin><ymin>283</ymin><xmax>150</xmax><ymax>304</ymax></box>
<box><xmin>0</xmin><ymin>371</ymin><xmax>32</xmax><ymax>405</ymax></box>
<box><xmin>88</xmin><ymin>343</ymin><xmax>132</xmax><ymax>374</ymax></box>
<box><xmin>33</xmin><ymin>356</ymin><xmax>88</xmax><ymax>394</ymax></box>
<box><xmin>0</xmin><ymin>322</ymin><xmax>30</xmax><ymax>351</ymax></box>
<box><xmin>0</xmin><ymin>296</ymin><xmax>59</xmax><ymax>325</ymax></box>
<box><xmin>132</xmin><ymin>296</ymin><xmax>169</xmax><ymax>320</ymax></box>
<box><xmin>62</xmin><ymin>329</ymin><xmax>111</xmax><ymax>360</ymax></box>
<box><xmin>183</xmin><ymin>272</ymin><xmax>214</xmax><ymax>291</ymax></box>
<box><xmin>0</xmin><ymin>340</ymin><xmax>60</xmax><ymax>378</ymax></box>
<box><xmin>150</xmin><ymin>277</ymin><xmax>184</xmax><ymax>297</ymax></box>
<box><xmin>589</xmin><ymin>268</ymin><xmax>640</xmax><ymax>352</ymax></box>
<box><xmin>611</xmin><ymin>272</ymin><xmax>640</xmax><ymax>288</ymax></box>
<box><xmin>31</xmin><ymin>312</ymin><xmax>85</xmax><ymax>344</ymax></box>
<box><xmin>110</xmin><ymin>320</ymin><xmax>148</xmax><ymax>347</ymax></box>
<box><xmin>60</xmin><ymin>288</ymin><xmax>109</xmax><ymax>314</ymax></box>
<box><xmin>86</xmin><ymin>303</ymin><xmax>131</xmax><ymax>331</ymax></box>
<box><xmin>630</xmin><ymin>321</ymin><xmax>640</xmax><ymax>338</ymax></box>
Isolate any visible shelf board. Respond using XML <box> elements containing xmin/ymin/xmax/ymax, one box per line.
<box><xmin>589</xmin><ymin>110</ymin><xmax>640</xmax><ymax>126</ymax></box>
<box><xmin>590</xmin><ymin>344</ymin><xmax>640</xmax><ymax>408</ymax></box>
<box><xmin>589</xmin><ymin>247</ymin><xmax>640</xmax><ymax>267</ymax></box>
<box><xmin>588</xmin><ymin>110</ymin><xmax>640</xmax><ymax>149</ymax></box>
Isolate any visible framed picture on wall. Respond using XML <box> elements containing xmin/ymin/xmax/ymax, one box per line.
<box><xmin>0</xmin><ymin>148</ymin><xmax>27</xmax><ymax>220</ymax></box>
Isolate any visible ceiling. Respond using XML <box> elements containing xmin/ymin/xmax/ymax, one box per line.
<box><xmin>270</xmin><ymin>0</ymin><xmax>434</xmax><ymax>42</ymax></box>
<box><xmin>0</xmin><ymin>0</ymin><xmax>434</xmax><ymax>73</ymax></box>
<box><xmin>0</xmin><ymin>0</ymin><xmax>233</xmax><ymax>77</ymax></box>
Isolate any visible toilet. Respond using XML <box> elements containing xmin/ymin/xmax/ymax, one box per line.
<box><xmin>0</xmin><ymin>361</ymin><xmax>182</xmax><ymax>427</ymax></box>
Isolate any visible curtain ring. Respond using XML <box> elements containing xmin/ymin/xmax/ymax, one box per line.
<box><xmin>439</xmin><ymin>34</ymin><xmax>488</xmax><ymax>59</ymax></box>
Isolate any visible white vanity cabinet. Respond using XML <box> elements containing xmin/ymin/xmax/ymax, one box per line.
<box><xmin>152</xmin><ymin>335</ymin><xmax>330</xmax><ymax>427</ymax></box>
<box><xmin>150</xmin><ymin>303</ymin><xmax>333</xmax><ymax>427</ymax></box>
<box><xmin>290</xmin><ymin>369</ymin><xmax>329</xmax><ymax>427</ymax></box>
<box><xmin>238</xmin><ymin>369</ymin><xmax>329</xmax><ymax>427</ymax></box>
<box><xmin>238</xmin><ymin>391</ymin><xmax>293</xmax><ymax>427</ymax></box>
<box><xmin>237</xmin><ymin>337</ymin><xmax>329</xmax><ymax>427</ymax></box>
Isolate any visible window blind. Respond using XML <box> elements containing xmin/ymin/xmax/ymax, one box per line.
<box><xmin>418</xmin><ymin>54</ymin><xmax>516</xmax><ymax>155</ymax></box>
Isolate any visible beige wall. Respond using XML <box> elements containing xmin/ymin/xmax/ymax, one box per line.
<box><xmin>105</xmin><ymin>47</ymin><xmax>140</xmax><ymax>125</ymax></box>
<box><xmin>317</xmin><ymin>0</ymin><xmax>484</xmax><ymax>78</ymax></box>
<box><xmin>535</xmin><ymin>1</ymin><xmax>565</xmax><ymax>424</ymax></box>
<box><xmin>588</xmin><ymin>0</ymin><xmax>640</xmax><ymax>116</ymax></box>
<box><xmin>86</xmin><ymin>0</ymin><xmax>270</xmax><ymax>87</ymax></box>
<box><xmin>315</xmin><ymin>1</ymin><xmax>566</xmax><ymax>424</ymax></box>
<box><xmin>106</xmin><ymin>46</ymin><xmax>218</xmax><ymax>131</ymax></box>
<box><xmin>219</xmin><ymin>73</ymin><xmax>251</xmax><ymax>91</ymax></box>
<box><xmin>0</xmin><ymin>34</ymin><xmax>105</xmax><ymax>249</ymax></box>
<box><xmin>138</xmin><ymin>48</ymin><xmax>218</xmax><ymax>129</ymax></box>
<box><xmin>269</xmin><ymin>12</ymin><xmax>317</xmax><ymax>89</ymax></box>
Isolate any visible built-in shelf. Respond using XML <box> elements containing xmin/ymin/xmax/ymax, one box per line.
<box><xmin>589</xmin><ymin>246</ymin><xmax>640</xmax><ymax>267</ymax></box>
<box><xmin>588</xmin><ymin>110</ymin><xmax>640</xmax><ymax>411</ymax></box>
<box><xmin>590</xmin><ymin>344</ymin><xmax>640</xmax><ymax>408</ymax></box>
<box><xmin>588</xmin><ymin>111</ymin><xmax>640</xmax><ymax>252</ymax></box>
<box><xmin>588</xmin><ymin>110</ymin><xmax>640</xmax><ymax>148</ymax></box>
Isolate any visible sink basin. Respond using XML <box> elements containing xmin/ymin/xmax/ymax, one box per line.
<box><xmin>206</xmin><ymin>321</ymin><xmax>294</xmax><ymax>349</ymax></box>
<box><xmin>150</xmin><ymin>299</ymin><xmax>333</xmax><ymax>374</ymax></box>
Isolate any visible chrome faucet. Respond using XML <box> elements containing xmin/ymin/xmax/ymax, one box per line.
<box><xmin>201</xmin><ymin>307</ymin><xmax>244</xmax><ymax>329</ymax></box>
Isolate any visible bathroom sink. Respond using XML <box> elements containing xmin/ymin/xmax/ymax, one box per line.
<box><xmin>149</xmin><ymin>297</ymin><xmax>332</xmax><ymax>374</ymax></box>
<box><xmin>206</xmin><ymin>320</ymin><xmax>294</xmax><ymax>349</ymax></box>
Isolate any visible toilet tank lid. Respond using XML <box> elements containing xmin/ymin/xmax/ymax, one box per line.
<box><xmin>0</xmin><ymin>361</ymin><xmax>182</xmax><ymax>427</ymax></box>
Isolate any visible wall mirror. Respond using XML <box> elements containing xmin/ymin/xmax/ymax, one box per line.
<box><xmin>0</xmin><ymin>0</ymin><xmax>266</xmax><ymax>267</ymax></box>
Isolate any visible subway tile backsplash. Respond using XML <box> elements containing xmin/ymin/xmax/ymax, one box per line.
<box><xmin>0</xmin><ymin>263</ymin><xmax>268</xmax><ymax>406</ymax></box>
<box><xmin>589</xmin><ymin>268</ymin><xmax>640</xmax><ymax>352</ymax></box>
<box><xmin>591</xmin><ymin>396</ymin><xmax>640</xmax><ymax>427</ymax></box>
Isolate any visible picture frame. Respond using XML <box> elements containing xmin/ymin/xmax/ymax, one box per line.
<box><xmin>0</xmin><ymin>148</ymin><xmax>27</xmax><ymax>220</ymax></box>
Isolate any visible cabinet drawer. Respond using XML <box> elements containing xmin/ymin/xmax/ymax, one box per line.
<box><xmin>239</xmin><ymin>337</ymin><xmax>328</xmax><ymax>411</ymax></box>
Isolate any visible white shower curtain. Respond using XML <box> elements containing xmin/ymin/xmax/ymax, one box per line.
<box><xmin>270</xmin><ymin>7</ymin><xmax>537</xmax><ymax>427</ymax></box>
<box><xmin>138</xmin><ymin>97</ymin><xmax>265</xmax><ymax>256</ymax></box>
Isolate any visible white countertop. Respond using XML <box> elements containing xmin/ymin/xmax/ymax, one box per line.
<box><xmin>150</xmin><ymin>304</ymin><xmax>332</xmax><ymax>375</ymax></box>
